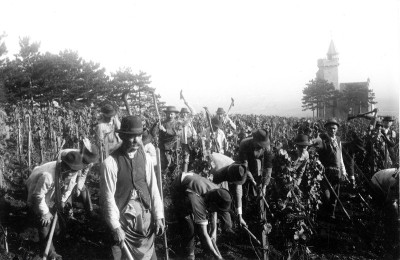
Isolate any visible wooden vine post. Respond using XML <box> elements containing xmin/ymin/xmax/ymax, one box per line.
<box><xmin>38</xmin><ymin>129</ymin><xmax>44</xmax><ymax>164</ymax></box>
<box><xmin>76</xmin><ymin>123</ymin><xmax>79</xmax><ymax>150</ymax></box>
<box><xmin>27</xmin><ymin>115</ymin><xmax>32</xmax><ymax>171</ymax></box>
<box><xmin>17</xmin><ymin>118</ymin><xmax>22</xmax><ymax>165</ymax></box>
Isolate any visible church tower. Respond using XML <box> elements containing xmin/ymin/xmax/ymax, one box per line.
<box><xmin>316</xmin><ymin>40</ymin><xmax>339</xmax><ymax>90</ymax></box>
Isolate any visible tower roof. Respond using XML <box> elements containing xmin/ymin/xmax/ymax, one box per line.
<box><xmin>327</xmin><ymin>40</ymin><xmax>338</xmax><ymax>57</ymax></box>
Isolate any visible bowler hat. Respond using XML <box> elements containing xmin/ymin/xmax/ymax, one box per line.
<box><xmin>382</xmin><ymin>116</ymin><xmax>395</xmax><ymax>122</ymax></box>
<box><xmin>252</xmin><ymin>129</ymin><xmax>270</xmax><ymax>149</ymax></box>
<box><xmin>101</xmin><ymin>104</ymin><xmax>116</xmax><ymax>117</ymax></box>
<box><xmin>207</xmin><ymin>188</ymin><xmax>232</xmax><ymax>212</ymax></box>
<box><xmin>61</xmin><ymin>151</ymin><xmax>84</xmax><ymax>171</ymax></box>
<box><xmin>180</xmin><ymin>107</ymin><xmax>190</xmax><ymax>114</ymax></box>
<box><xmin>211</xmin><ymin>117</ymin><xmax>223</xmax><ymax>129</ymax></box>
<box><xmin>163</xmin><ymin>106</ymin><xmax>179</xmax><ymax>113</ymax></box>
<box><xmin>216</xmin><ymin>107</ymin><xmax>226</xmax><ymax>114</ymax></box>
<box><xmin>116</xmin><ymin>116</ymin><xmax>143</xmax><ymax>135</ymax></box>
<box><xmin>213</xmin><ymin>164</ymin><xmax>247</xmax><ymax>185</ymax></box>
<box><xmin>294</xmin><ymin>134</ymin><xmax>311</xmax><ymax>146</ymax></box>
<box><xmin>324</xmin><ymin>118</ymin><xmax>340</xmax><ymax>128</ymax></box>
<box><xmin>82</xmin><ymin>139</ymin><xmax>99</xmax><ymax>164</ymax></box>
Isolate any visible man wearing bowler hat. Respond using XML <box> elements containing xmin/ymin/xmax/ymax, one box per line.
<box><xmin>156</xmin><ymin>105</ymin><xmax>181</xmax><ymax>172</ymax></box>
<box><xmin>96</xmin><ymin>104</ymin><xmax>121</xmax><ymax>160</ymax></box>
<box><xmin>100</xmin><ymin>115</ymin><xmax>164</xmax><ymax>260</ymax></box>
<box><xmin>26</xmin><ymin>150</ymin><xmax>85</xmax><ymax>259</ymax></box>
<box><xmin>313</xmin><ymin>118</ymin><xmax>347</xmax><ymax>216</ymax></box>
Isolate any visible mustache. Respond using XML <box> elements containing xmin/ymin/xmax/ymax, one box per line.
<box><xmin>123</xmin><ymin>141</ymin><xmax>142</xmax><ymax>151</ymax></box>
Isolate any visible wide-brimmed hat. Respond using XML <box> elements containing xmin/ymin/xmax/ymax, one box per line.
<box><xmin>101</xmin><ymin>104</ymin><xmax>116</xmax><ymax>117</ymax></box>
<box><xmin>163</xmin><ymin>106</ymin><xmax>179</xmax><ymax>114</ymax></box>
<box><xmin>294</xmin><ymin>134</ymin><xmax>311</xmax><ymax>146</ymax></box>
<box><xmin>115</xmin><ymin>116</ymin><xmax>143</xmax><ymax>135</ymax></box>
<box><xmin>382</xmin><ymin>116</ymin><xmax>395</xmax><ymax>122</ymax></box>
<box><xmin>180</xmin><ymin>107</ymin><xmax>190</xmax><ymax>114</ymax></box>
<box><xmin>207</xmin><ymin>188</ymin><xmax>232</xmax><ymax>212</ymax></box>
<box><xmin>82</xmin><ymin>138</ymin><xmax>99</xmax><ymax>164</ymax></box>
<box><xmin>213</xmin><ymin>164</ymin><xmax>247</xmax><ymax>185</ymax></box>
<box><xmin>211</xmin><ymin>117</ymin><xmax>223</xmax><ymax>129</ymax></box>
<box><xmin>61</xmin><ymin>151</ymin><xmax>84</xmax><ymax>171</ymax></box>
<box><xmin>216</xmin><ymin>107</ymin><xmax>226</xmax><ymax>115</ymax></box>
<box><xmin>324</xmin><ymin>118</ymin><xmax>340</xmax><ymax>128</ymax></box>
<box><xmin>252</xmin><ymin>129</ymin><xmax>270</xmax><ymax>148</ymax></box>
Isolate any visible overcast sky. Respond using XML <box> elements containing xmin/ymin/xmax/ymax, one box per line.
<box><xmin>1</xmin><ymin>0</ymin><xmax>399</xmax><ymax>117</ymax></box>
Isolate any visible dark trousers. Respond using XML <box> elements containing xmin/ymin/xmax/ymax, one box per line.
<box><xmin>177</xmin><ymin>215</ymin><xmax>196</xmax><ymax>259</ymax></box>
<box><xmin>320</xmin><ymin>169</ymin><xmax>340</xmax><ymax>214</ymax></box>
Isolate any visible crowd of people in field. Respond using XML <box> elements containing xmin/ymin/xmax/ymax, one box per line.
<box><xmin>21</xmin><ymin>96</ymin><xmax>399</xmax><ymax>260</ymax></box>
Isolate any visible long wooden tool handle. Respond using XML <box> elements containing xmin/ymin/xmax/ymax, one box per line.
<box><xmin>122</xmin><ymin>91</ymin><xmax>132</xmax><ymax>116</ymax></box>
<box><xmin>43</xmin><ymin>212</ymin><xmax>58</xmax><ymax>260</ymax></box>
<box><xmin>122</xmin><ymin>241</ymin><xmax>134</xmax><ymax>260</ymax></box>
<box><xmin>152</xmin><ymin>92</ymin><xmax>161</xmax><ymax>122</ymax></box>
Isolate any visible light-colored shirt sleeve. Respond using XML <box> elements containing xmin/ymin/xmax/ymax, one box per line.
<box><xmin>144</xmin><ymin>143</ymin><xmax>158</xmax><ymax>166</ymax></box>
<box><xmin>339</xmin><ymin>143</ymin><xmax>347</xmax><ymax>177</ymax></box>
<box><xmin>100</xmin><ymin>157</ymin><xmax>121</xmax><ymax>230</ymax></box>
<box><xmin>32</xmin><ymin>173</ymin><xmax>53</xmax><ymax>215</ymax></box>
<box><xmin>312</xmin><ymin>137</ymin><xmax>323</xmax><ymax>148</ymax></box>
<box><xmin>225</xmin><ymin>115</ymin><xmax>236</xmax><ymax>130</ymax></box>
<box><xmin>145</xmin><ymin>154</ymin><xmax>164</xmax><ymax>220</ymax></box>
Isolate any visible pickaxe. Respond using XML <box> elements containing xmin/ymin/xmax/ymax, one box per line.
<box><xmin>226</xmin><ymin>98</ymin><xmax>235</xmax><ymax>115</ymax></box>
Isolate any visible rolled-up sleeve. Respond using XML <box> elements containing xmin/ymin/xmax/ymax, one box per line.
<box><xmin>145</xmin><ymin>154</ymin><xmax>164</xmax><ymax>220</ymax></box>
<box><xmin>100</xmin><ymin>157</ymin><xmax>121</xmax><ymax>230</ymax></box>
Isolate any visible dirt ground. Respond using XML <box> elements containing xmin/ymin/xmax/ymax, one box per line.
<box><xmin>0</xmin><ymin>173</ymin><xmax>395</xmax><ymax>260</ymax></box>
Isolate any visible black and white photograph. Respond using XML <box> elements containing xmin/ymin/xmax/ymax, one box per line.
<box><xmin>0</xmin><ymin>1</ymin><xmax>399</xmax><ymax>259</ymax></box>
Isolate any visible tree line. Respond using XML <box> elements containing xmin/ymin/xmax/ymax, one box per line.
<box><xmin>0</xmin><ymin>34</ymin><xmax>165</xmax><ymax>115</ymax></box>
<box><xmin>301</xmin><ymin>78</ymin><xmax>377</xmax><ymax>118</ymax></box>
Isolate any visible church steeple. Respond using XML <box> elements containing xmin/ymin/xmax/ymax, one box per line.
<box><xmin>327</xmin><ymin>40</ymin><xmax>338</xmax><ymax>60</ymax></box>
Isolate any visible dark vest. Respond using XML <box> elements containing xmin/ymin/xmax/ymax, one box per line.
<box><xmin>111</xmin><ymin>146</ymin><xmax>151</xmax><ymax>210</ymax></box>
<box><xmin>319</xmin><ymin>134</ymin><xmax>342</xmax><ymax>169</ymax></box>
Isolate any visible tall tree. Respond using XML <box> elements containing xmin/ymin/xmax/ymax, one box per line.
<box><xmin>302</xmin><ymin>78</ymin><xmax>338</xmax><ymax>118</ymax></box>
<box><xmin>0</xmin><ymin>32</ymin><xmax>8</xmax><ymax>105</ymax></box>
